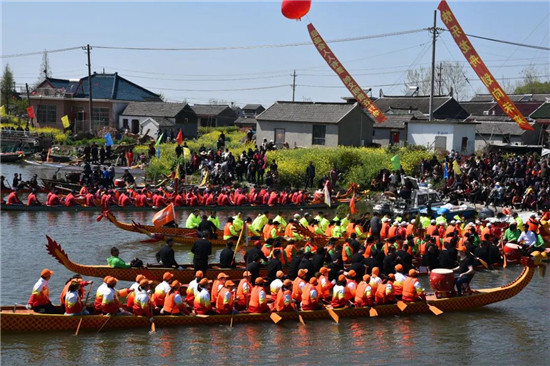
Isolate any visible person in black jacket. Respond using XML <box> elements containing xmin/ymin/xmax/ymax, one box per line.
<box><xmin>438</xmin><ymin>241</ymin><xmax>456</xmax><ymax>269</ymax></box>
<box><xmin>244</xmin><ymin>240</ymin><xmax>268</xmax><ymax>264</ymax></box>
<box><xmin>311</xmin><ymin>247</ymin><xmax>326</xmax><ymax>273</ymax></box>
<box><xmin>350</xmin><ymin>248</ymin><xmax>366</xmax><ymax>278</ymax></box>
<box><xmin>156</xmin><ymin>238</ymin><xmax>180</xmax><ymax>268</ymax></box>
<box><xmin>288</xmin><ymin>250</ymin><xmax>304</xmax><ymax>280</ymax></box>
<box><xmin>382</xmin><ymin>246</ymin><xmax>398</xmax><ymax>275</ymax></box>
<box><xmin>191</xmin><ymin>233</ymin><xmax>212</xmax><ymax>273</ymax></box>
<box><xmin>330</xmin><ymin>245</ymin><xmax>344</xmax><ymax>281</ymax></box>
<box><xmin>219</xmin><ymin>241</ymin><xmax>235</xmax><ymax>268</ymax></box>
<box><xmin>267</xmin><ymin>250</ymin><xmax>283</xmax><ymax>284</ymax></box>
<box><xmin>198</xmin><ymin>215</ymin><xmax>217</xmax><ymax>239</ymax></box>
<box><xmin>396</xmin><ymin>243</ymin><xmax>414</xmax><ymax>271</ymax></box>
<box><xmin>246</xmin><ymin>257</ymin><xmax>262</xmax><ymax>284</ymax></box>
<box><xmin>298</xmin><ymin>252</ymin><xmax>315</xmax><ymax>281</ymax></box>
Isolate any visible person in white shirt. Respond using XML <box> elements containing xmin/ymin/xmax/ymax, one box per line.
<box><xmin>518</xmin><ymin>226</ymin><xmax>537</xmax><ymax>247</ymax></box>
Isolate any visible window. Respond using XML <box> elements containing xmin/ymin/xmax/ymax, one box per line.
<box><xmin>274</xmin><ymin>128</ymin><xmax>285</xmax><ymax>145</ymax></box>
<box><xmin>122</xmin><ymin>119</ymin><xmax>129</xmax><ymax>129</ymax></box>
<box><xmin>502</xmin><ymin>134</ymin><xmax>511</xmax><ymax>144</ymax></box>
<box><xmin>37</xmin><ymin>105</ymin><xmax>56</xmax><ymax>124</ymax></box>
<box><xmin>391</xmin><ymin>131</ymin><xmax>400</xmax><ymax>144</ymax></box>
<box><xmin>461</xmin><ymin>137</ymin><xmax>468</xmax><ymax>151</ymax></box>
<box><xmin>312</xmin><ymin>125</ymin><xmax>326</xmax><ymax>145</ymax></box>
<box><xmin>92</xmin><ymin>107</ymin><xmax>110</xmax><ymax>126</ymax></box>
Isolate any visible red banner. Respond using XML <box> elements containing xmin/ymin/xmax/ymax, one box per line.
<box><xmin>438</xmin><ymin>1</ymin><xmax>533</xmax><ymax>131</ymax></box>
<box><xmin>307</xmin><ymin>23</ymin><xmax>387</xmax><ymax>123</ymax></box>
<box><xmin>27</xmin><ymin>106</ymin><xmax>35</xmax><ymax>119</ymax></box>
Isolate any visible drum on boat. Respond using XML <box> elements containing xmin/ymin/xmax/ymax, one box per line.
<box><xmin>429</xmin><ymin>268</ymin><xmax>455</xmax><ymax>298</ymax></box>
<box><xmin>504</xmin><ymin>243</ymin><xmax>522</xmax><ymax>263</ymax></box>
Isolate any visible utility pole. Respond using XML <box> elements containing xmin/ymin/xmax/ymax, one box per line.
<box><xmin>86</xmin><ymin>44</ymin><xmax>93</xmax><ymax>134</ymax></box>
<box><xmin>438</xmin><ymin>62</ymin><xmax>443</xmax><ymax>96</ymax></box>
<box><xmin>292</xmin><ymin>70</ymin><xmax>296</xmax><ymax>102</ymax></box>
<box><xmin>25</xmin><ymin>83</ymin><xmax>32</xmax><ymax>128</ymax></box>
<box><xmin>428</xmin><ymin>10</ymin><xmax>438</xmax><ymax>121</ymax></box>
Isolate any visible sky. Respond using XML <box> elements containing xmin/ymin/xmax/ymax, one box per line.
<box><xmin>1</xmin><ymin>1</ymin><xmax>549</xmax><ymax>107</ymax></box>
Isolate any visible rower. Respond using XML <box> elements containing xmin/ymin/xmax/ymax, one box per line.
<box><xmin>152</xmin><ymin>272</ymin><xmax>175</xmax><ymax>311</ymax></box>
<box><xmin>354</xmin><ymin>274</ymin><xmax>373</xmax><ymax>307</ymax></box>
<box><xmin>269</xmin><ymin>270</ymin><xmax>285</xmax><ymax>299</ymax></box>
<box><xmin>185</xmin><ymin>209</ymin><xmax>201</xmax><ymax>229</ymax></box>
<box><xmin>274</xmin><ymin>279</ymin><xmax>294</xmax><ymax>312</ymax></box>
<box><xmin>185</xmin><ymin>271</ymin><xmax>204</xmax><ymax>306</ymax></box>
<box><xmin>375</xmin><ymin>274</ymin><xmax>395</xmax><ymax>305</ymax></box>
<box><xmin>453</xmin><ymin>249</ymin><xmax>475</xmax><ymax>296</ymax></box>
<box><xmin>27</xmin><ymin>268</ymin><xmax>61</xmax><ymax>314</ymax></box>
<box><xmin>216</xmin><ymin>280</ymin><xmax>236</xmax><ymax>315</ymax></box>
<box><xmin>211</xmin><ymin>273</ymin><xmax>229</xmax><ymax>304</ymax></box>
<box><xmin>27</xmin><ymin>189</ymin><xmax>41</xmax><ymax>206</ymax></box>
<box><xmin>393</xmin><ymin>264</ymin><xmax>407</xmax><ymax>300</ymax></box>
<box><xmin>132</xmin><ymin>279</ymin><xmax>154</xmax><ymax>322</ymax></box>
<box><xmin>194</xmin><ymin>278</ymin><xmax>213</xmax><ymax>315</ymax></box>
<box><xmin>503</xmin><ymin>221</ymin><xmax>521</xmax><ymax>243</ymax></box>
<box><xmin>6</xmin><ymin>188</ymin><xmax>23</xmax><ymax>205</ymax></box>
<box><xmin>345</xmin><ymin>270</ymin><xmax>358</xmax><ymax>301</ymax></box>
<box><xmin>402</xmin><ymin>269</ymin><xmax>426</xmax><ymax>302</ymax></box>
<box><xmin>223</xmin><ymin>217</ymin><xmax>238</xmax><ymax>240</ymax></box>
<box><xmin>235</xmin><ymin>271</ymin><xmax>252</xmax><ymax>311</ymax></box>
<box><xmin>330</xmin><ymin>274</ymin><xmax>349</xmax><ymax>309</ymax></box>
<box><xmin>59</xmin><ymin>274</ymin><xmax>91</xmax><ymax>308</ymax></box>
<box><xmin>301</xmin><ymin>277</ymin><xmax>320</xmax><ymax>311</ymax></box>
<box><xmin>64</xmin><ymin>280</ymin><xmax>90</xmax><ymax>316</ymax></box>
<box><xmin>316</xmin><ymin>267</ymin><xmax>332</xmax><ymax>302</ymax></box>
<box><xmin>292</xmin><ymin>269</ymin><xmax>308</xmax><ymax>303</ymax></box>
<box><xmin>127</xmin><ymin>275</ymin><xmax>146</xmax><ymax>309</ymax></box>
<box><xmin>162</xmin><ymin>280</ymin><xmax>190</xmax><ymax>315</ymax></box>
<box><xmin>99</xmin><ymin>277</ymin><xmax>132</xmax><ymax>315</ymax></box>
<box><xmin>248</xmin><ymin>277</ymin><xmax>268</xmax><ymax>313</ymax></box>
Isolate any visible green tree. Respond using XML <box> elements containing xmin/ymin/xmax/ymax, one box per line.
<box><xmin>514</xmin><ymin>65</ymin><xmax>550</xmax><ymax>94</ymax></box>
<box><xmin>1</xmin><ymin>64</ymin><xmax>15</xmax><ymax>114</ymax></box>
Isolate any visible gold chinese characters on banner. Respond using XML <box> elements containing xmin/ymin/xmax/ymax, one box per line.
<box><xmin>307</xmin><ymin>23</ymin><xmax>387</xmax><ymax>123</ymax></box>
<box><xmin>438</xmin><ymin>0</ymin><xmax>533</xmax><ymax>131</ymax></box>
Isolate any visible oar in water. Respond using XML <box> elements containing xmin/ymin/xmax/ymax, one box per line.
<box><xmin>270</xmin><ymin>312</ymin><xmax>283</xmax><ymax>324</ymax></box>
<box><xmin>149</xmin><ymin>303</ymin><xmax>156</xmax><ymax>334</ymax></box>
<box><xmin>427</xmin><ymin>302</ymin><xmax>444</xmax><ymax>315</ymax></box>
<box><xmin>369</xmin><ymin>307</ymin><xmax>378</xmax><ymax>317</ymax></box>
<box><xmin>97</xmin><ymin>314</ymin><xmax>112</xmax><ymax>333</ymax></box>
<box><xmin>292</xmin><ymin>301</ymin><xmax>305</xmax><ymax>325</ymax></box>
<box><xmin>396</xmin><ymin>300</ymin><xmax>408</xmax><ymax>312</ymax></box>
<box><xmin>75</xmin><ymin>282</ymin><xmax>94</xmax><ymax>336</ymax></box>
<box><xmin>470</xmin><ymin>252</ymin><xmax>489</xmax><ymax>269</ymax></box>
<box><xmin>323</xmin><ymin>304</ymin><xmax>339</xmax><ymax>324</ymax></box>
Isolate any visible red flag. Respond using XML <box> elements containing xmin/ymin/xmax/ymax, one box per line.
<box><xmin>350</xmin><ymin>192</ymin><xmax>357</xmax><ymax>215</ymax></box>
<box><xmin>27</xmin><ymin>106</ymin><xmax>35</xmax><ymax>119</ymax></box>
<box><xmin>152</xmin><ymin>203</ymin><xmax>176</xmax><ymax>227</ymax></box>
<box><xmin>176</xmin><ymin>130</ymin><xmax>183</xmax><ymax>145</ymax></box>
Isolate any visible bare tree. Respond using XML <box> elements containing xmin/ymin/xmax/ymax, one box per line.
<box><xmin>38</xmin><ymin>50</ymin><xmax>52</xmax><ymax>82</ymax></box>
<box><xmin>405</xmin><ymin>61</ymin><xmax>470</xmax><ymax>100</ymax></box>
<box><xmin>404</xmin><ymin>67</ymin><xmax>431</xmax><ymax>96</ymax></box>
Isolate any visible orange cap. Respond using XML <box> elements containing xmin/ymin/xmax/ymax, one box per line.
<box><xmin>243</xmin><ymin>271</ymin><xmax>251</xmax><ymax>277</ymax></box>
<box><xmin>217</xmin><ymin>273</ymin><xmax>229</xmax><ymax>280</ymax></box>
<box><xmin>103</xmin><ymin>276</ymin><xmax>112</xmax><ymax>283</ymax></box>
<box><xmin>309</xmin><ymin>277</ymin><xmax>318</xmax><ymax>285</ymax></box>
<box><xmin>225</xmin><ymin>280</ymin><xmax>236</xmax><ymax>287</ymax></box>
<box><xmin>255</xmin><ymin>277</ymin><xmax>265</xmax><ymax>285</ymax></box>
<box><xmin>41</xmin><ymin>269</ymin><xmax>53</xmax><ymax>278</ymax></box>
<box><xmin>319</xmin><ymin>267</ymin><xmax>331</xmax><ymax>275</ymax></box>
<box><xmin>107</xmin><ymin>277</ymin><xmax>118</xmax><ymax>286</ymax></box>
<box><xmin>388</xmin><ymin>273</ymin><xmax>395</xmax><ymax>280</ymax></box>
<box><xmin>163</xmin><ymin>272</ymin><xmax>174</xmax><ymax>281</ymax></box>
<box><xmin>372</xmin><ymin>267</ymin><xmax>380</xmax><ymax>276</ymax></box>
<box><xmin>408</xmin><ymin>269</ymin><xmax>418</xmax><ymax>277</ymax></box>
<box><xmin>347</xmin><ymin>270</ymin><xmax>356</xmax><ymax>278</ymax></box>
<box><xmin>363</xmin><ymin>274</ymin><xmax>371</xmax><ymax>282</ymax></box>
<box><xmin>195</xmin><ymin>270</ymin><xmax>204</xmax><ymax>278</ymax></box>
<box><xmin>170</xmin><ymin>280</ymin><xmax>181</xmax><ymax>289</ymax></box>
<box><xmin>298</xmin><ymin>269</ymin><xmax>308</xmax><ymax>277</ymax></box>
<box><xmin>338</xmin><ymin>274</ymin><xmax>346</xmax><ymax>282</ymax></box>
<box><xmin>139</xmin><ymin>279</ymin><xmax>152</xmax><ymax>287</ymax></box>
<box><xmin>283</xmin><ymin>279</ymin><xmax>293</xmax><ymax>287</ymax></box>
<box><xmin>199</xmin><ymin>278</ymin><xmax>209</xmax><ymax>286</ymax></box>
<box><xmin>135</xmin><ymin>274</ymin><xmax>146</xmax><ymax>283</ymax></box>
<box><xmin>276</xmin><ymin>270</ymin><xmax>284</xmax><ymax>278</ymax></box>
<box><xmin>395</xmin><ymin>264</ymin><xmax>403</xmax><ymax>272</ymax></box>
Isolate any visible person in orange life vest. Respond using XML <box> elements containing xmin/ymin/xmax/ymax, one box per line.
<box><xmin>392</xmin><ymin>264</ymin><xmax>407</xmax><ymax>300</ymax></box>
<box><xmin>527</xmin><ymin>214</ymin><xmax>539</xmax><ymax>232</ymax></box>
<box><xmin>369</xmin><ymin>267</ymin><xmax>382</xmax><ymax>293</ymax></box>
<box><xmin>316</xmin><ymin>267</ymin><xmax>333</xmax><ymax>301</ymax></box>
<box><xmin>94</xmin><ymin>276</ymin><xmax>112</xmax><ymax>314</ymax></box>
<box><xmin>223</xmin><ymin>217</ymin><xmax>238</xmax><ymax>241</ymax></box>
<box><xmin>185</xmin><ymin>270</ymin><xmax>204</xmax><ymax>306</ymax></box>
<box><xmin>375</xmin><ymin>273</ymin><xmax>395</xmax><ymax>305</ymax></box>
<box><xmin>64</xmin><ymin>280</ymin><xmax>91</xmax><ymax>315</ymax></box>
<box><xmin>345</xmin><ymin>270</ymin><xmax>358</xmax><ymax>300</ymax></box>
<box><xmin>292</xmin><ymin>268</ymin><xmax>308</xmax><ymax>303</ymax></box>
<box><xmin>216</xmin><ymin>280</ymin><xmax>237</xmax><ymax>315</ymax></box>
<box><xmin>354</xmin><ymin>274</ymin><xmax>374</xmax><ymax>307</ymax></box>
<box><xmin>426</xmin><ymin>219</ymin><xmax>438</xmax><ymax>236</ymax></box>
<box><xmin>47</xmin><ymin>189</ymin><xmax>62</xmax><ymax>206</ymax></box>
<box><xmin>301</xmin><ymin>277</ymin><xmax>321</xmax><ymax>311</ymax></box>
<box><xmin>84</xmin><ymin>190</ymin><xmax>96</xmax><ymax>206</ymax></box>
<box><xmin>162</xmin><ymin>280</ymin><xmax>190</xmax><ymax>315</ymax></box>
<box><xmin>445</xmin><ymin>220</ymin><xmax>457</xmax><ymax>237</ymax></box>
<box><xmin>132</xmin><ymin>279</ymin><xmax>154</xmax><ymax>320</ymax></box>
<box><xmin>6</xmin><ymin>188</ymin><xmax>23</xmax><ymax>205</ymax></box>
<box><xmin>402</xmin><ymin>269</ymin><xmax>426</xmax><ymax>302</ymax></box>
<box><xmin>269</xmin><ymin>270</ymin><xmax>285</xmax><ymax>299</ymax></box>
<box><xmin>262</xmin><ymin>219</ymin><xmax>275</xmax><ymax>240</ymax></box>
<box><xmin>261</xmin><ymin>242</ymin><xmax>274</xmax><ymax>259</ymax></box>
<box><xmin>246</xmin><ymin>217</ymin><xmax>261</xmax><ymax>240</ymax></box>
<box><xmin>100</xmin><ymin>277</ymin><xmax>132</xmax><ymax>315</ymax></box>
<box><xmin>26</xmin><ymin>189</ymin><xmax>42</xmax><ymax>206</ymax></box>
<box><xmin>283</xmin><ymin>242</ymin><xmax>297</xmax><ymax>265</ymax></box>
<box><xmin>388</xmin><ymin>221</ymin><xmax>399</xmax><ymax>239</ymax></box>
<box><xmin>152</xmin><ymin>272</ymin><xmax>175</xmax><ymax>311</ymax></box>
<box><xmin>235</xmin><ymin>271</ymin><xmax>252</xmax><ymax>311</ymax></box>
<box><xmin>194</xmin><ymin>278</ymin><xmax>213</xmax><ymax>315</ymax></box>
<box><xmin>331</xmin><ymin>274</ymin><xmax>349</xmax><ymax>308</ymax></box>
<box><xmin>211</xmin><ymin>273</ymin><xmax>229</xmax><ymax>305</ymax></box>
<box><xmin>406</xmin><ymin>220</ymin><xmax>416</xmax><ymax>238</ymax></box>
<box><xmin>274</xmin><ymin>279</ymin><xmax>294</xmax><ymax>312</ymax></box>
<box><xmin>342</xmin><ymin>239</ymin><xmax>353</xmax><ymax>264</ymax></box>
<box><xmin>59</xmin><ymin>274</ymin><xmax>91</xmax><ymax>307</ymax></box>
<box><xmin>126</xmin><ymin>275</ymin><xmax>146</xmax><ymax>309</ymax></box>
<box><xmin>118</xmin><ymin>191</ymin><xmax>132</xmax><ymax>207</ymax></box>
<box><xmin>27</xmin><ymin>268</ymin><xmax>61</xmax><ymax>314</ymax></box>
<box><xmin>248</xmin><ymin>277</ymin><xmax>269</xmax><ymax>313</ymax></box>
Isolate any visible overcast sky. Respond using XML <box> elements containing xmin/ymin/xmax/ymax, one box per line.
<box><xmin>2</xmin><ymin>1</ymin><xmax>549</xmax><ymax>106</ymax></box>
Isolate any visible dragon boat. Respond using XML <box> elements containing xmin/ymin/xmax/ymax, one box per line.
<box><xmin>1</xmin><ymin>252</ymin><xmax>544</xmax><ymax>333</ymax></box>
<box><xmin>45</xmin><ymin>236</ymin><xmax>270</xmax><ymax>283</ymax></box>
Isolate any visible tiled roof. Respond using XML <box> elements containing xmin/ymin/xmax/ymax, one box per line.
<box><xmin>373</xmin><ymin>96</ymin><xmax>451</xmax><ymax>114</ymax></box>
<box><xmin>143</xmin><ymin>117</ymin><xmax>174</xmax><ymax>127</ymax></box>
<box><xmin>121</xmin><ymin>102</ymin><xmax>188</xmax><ymax>117</ymax></box>
<box><xmin>476</xmin><ymin>121</ymin><xmax>526</xmax><ymax>136</ymax></box>
<box><xmin>256</xmin><ymin>101</ymin><xmax>361</xmax><ymax>124</ymax></box>
<box><xmin>191</xmin><ymin>104</ymin><xmax>232</xmax><ymax>116</ymax></box>
<box><xmin>460</xmin><ymin>101</ymin><xmax>496</xmax><ymax>116</ymax></box>
<box><xmin>242</xmin><ymin>104</ymin><xmax>264</xmax><ymax>110</ymax></box>
<box><xmin>78</xmin><ymin>73</ymin><xmax>161</xmax><ymax>101</ymax></box>
<box><xmin>530</xmin><ymin>102</ymin><xmax>550</xmax><ymax>119</ymax></box>
<box><xmin>491</xmin><ymin>102</ymin><xmax>544</xmax><ymax>117</ymax></box>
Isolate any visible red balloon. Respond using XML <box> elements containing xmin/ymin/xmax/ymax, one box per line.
<box><xmin>281</xmin><ymin>0</ymin><xmax>312</xmax><ymax>20</ymax></box>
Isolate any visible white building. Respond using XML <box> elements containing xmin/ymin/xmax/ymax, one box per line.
<box><xmin>407</xmin><ymin>120</ymin><xmax>477</xmax><ymax>155</ymax></box>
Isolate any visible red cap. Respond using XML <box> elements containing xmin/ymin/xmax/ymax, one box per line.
<box><xmin>41</xmin><ymin>269</ymin><xmax>53</xmax><ymax>278</ymax></box>
<box><xmin>163</xmin><ymin>272</ymin><xmax>174</xmax><ymax>281</ymax></box>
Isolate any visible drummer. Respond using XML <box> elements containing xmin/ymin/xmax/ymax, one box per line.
<box><xmin>452</xmin><ymin>249</ymin><xmax>474</xmax><ymax>296</ymax></box>
<box><xmin>502</xmin><ymin>222</ymin><xmax>521</xmax><ymax>243</ymax></box>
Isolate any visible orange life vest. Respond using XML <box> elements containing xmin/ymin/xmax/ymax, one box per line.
<box><xmin>301</xmin><ymin>283</ymin><xmax>319</xmax><ymax>311</ymax></box>
<box><xmin>248</xmin><ymin>286</ymin><xmax>268</xmax><ymax>313</ymax></box>
<box><xmin>402</xmin><ymin>277</ymin><xmax>421</xmax><ymax>302</ymax></box>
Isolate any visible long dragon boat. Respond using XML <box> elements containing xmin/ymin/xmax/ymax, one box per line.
<box><xmin>2</xmin><ymin>253</ymin><xmax>544</xmax><ymax>333</ymax></box>
<box><xmin>45</xmin><ymin>236</ymin><xmax>270</xmax><ymax>283</ymax></box>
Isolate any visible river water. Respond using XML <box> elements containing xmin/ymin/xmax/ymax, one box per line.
<box><xmin>1</xmin><ymin>162</ymin><xmax>549</xmax><ymax>365</ymax></box>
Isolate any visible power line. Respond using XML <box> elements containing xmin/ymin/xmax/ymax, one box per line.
<box><xmin>143</xmin><ymin>85</ymin><xmax>290</xmax><ymax>92</ymax></box>
<box><xmin>440</xmin><ymin>29</ymin><xmax>550</xmax><ymax>51</ymax></box>
<box><xmin>0</xmin><ymin>46</ymin><xmax>82</xmax><ymax>59</ymax></box>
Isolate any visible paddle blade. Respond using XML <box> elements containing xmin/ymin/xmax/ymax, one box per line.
<box><xmin>298</xmin><ymin>314</ymin><xmax>306</xmax><ymax>325</ymax></box>
<box><xmin>428</xmin><ymin>304</ymin><xmax>443</xmax><ymax>316</ymax></box>
<box><xmin>327</xmin><ymin>307</ymin><xmax>339</xmax><ymax>324</ymax></box>
<box><xmin>75</xmin><ymin>318</ymin><xmax>83</xmax><ymax>336</ymax></box>
<box><xmin>230</xmin><ymin>316</ymin><xmax>234</xmax><ymax>328</ymax></box>
<box><xmin>369</xmin><ymin>307</ymin><xmax>378</xmax><ymax>317</ymax></box>
<box><xmin>397</xmin><ymin>301</ymin><xmax>408</xmax><ymax>312</ymax></box>
<box><xmin>538</xmin><ymin>265</ymin><xmax>546</xmax><ymax>278</ymax></box>
<box><xmin>270</xmin><ymin>312</ymin><xmax>283</xmax><ymax>324</ymax></box>
<box><xmin>150</xmin><ymin>321</ymin><xmax>156</xmax><ymax>333</ymax></box>
<box><xmin>478</xmin><ymin>258</ymin><xmax>489</xmax><ymax>269</ymax></box>
<box><xmin>503</xmin><ymin>255</ymin><xmax>507</xmax><ymax>269</ymax></box>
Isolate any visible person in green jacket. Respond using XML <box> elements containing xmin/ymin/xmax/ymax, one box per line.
<box><xmin>186</xmin><ymin>209</ymin><xmax>201</xmax><ymax>229</ymax></box>
<box><xmin>503</xmin><ymin>222</ymin><xmax>521</xmax><ymax>243</ymax></box>
<box><xmin>208</xmin><ymin>211</ymin><xmax>220</xmax><ymax>230</ymax></box>
<box><xmin>107</xmin><ymin>247</ymin><xmax>131</xmax><ymax>268</ymax></box>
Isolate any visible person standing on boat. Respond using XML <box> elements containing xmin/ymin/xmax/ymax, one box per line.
<box><xmin>453</xmin><ymin>250</ymin><xmax>475</xmax><ymax>296</ymax></box>
<box><xmin>191</xmin><ymin>232</ymin><xmax>212</xmax><ymax>274</ymax></box>
<box><xmin>27</xmin><ymin>269</ymin><xmax>60</xmax><ymax>314</ymax></box>
<box><xmin>156</xmin><ymin>238</ymin><xmax>181</xmax><ymax>269</ymax></box>
<box><xmin>305</xmin><ymin>161</ymin><xmax>315</xmax><ymax>189</ymax></box>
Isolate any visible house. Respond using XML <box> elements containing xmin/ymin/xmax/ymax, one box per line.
<box><xmin>472</xmin><ymin>116</ymin><xmax>529</xmax><ymax>150</ymax></box>
<box><xmin>371</xmin><ymin>109</ymin><xmax>426</xmax><ymax>147</ymax></box>
<box><xmin>191</xmin><ymin>104</ymin><xmax>238</xmax><ymax>128</ymax></box>
<box><xmin>242</xmin><ymin>104</ymin><xmax>265</xmax><ymax>118</ymax></box>
<box><xmin>119</xmin><ymin>102</ymin><xmax>198</xmax><ymax>139</ymax></box>
<box><xmin>30</xmin><ymin>72</ymin><xmax>162</xmax><ymax>131</ymax></box>
<box><xmin>407</xmin><ymin>120</ymin><xmax>477</xmax><ymax>154</ymax></box>
<box><xmin>256</xmin><ymin>101</ymin><xmax>374</xmax><ymax>148</ymax></box>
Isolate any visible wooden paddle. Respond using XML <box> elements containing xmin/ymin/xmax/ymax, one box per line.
<box><xmin>149</xmin><ymin>303</ymin><xmax>156</xmax><ymax>334</ymax></box>
<box><xmin>369</xmin><ymin>307</ymin><xmax>378</xmax><ymax>317</ymax></box>
<box><xmin>427</xmin><ymin>303</ymin><xmax>444</xmax><ymax>315</ymax></box>
<box><xmin>75</xmin><ymin>282</ymin><xmax>93</xmax><ymax>336</ymax></box>
<box><xmin>470</xmin><ymin>252</ymin><xmax>489</xmax><ymax>269</ymax></box>
<box><xmin>396</xmin><ymin>300</ymin><xmax>408</xmax><ymax>312</ymax></box>
<box><xmin>270</xmin><ymin>312</ymin><xmax>283</xmax><ymax>324</ymax></box>
<box><xmin>500</xmin><ymin>240</ymin><xmax>508</xmax><ymax>269</ymax></box>
<box><xmin>231</xmin><ymin>226</ymin><xmax>246</xmax><ymax>266</ymax></box>
<box><xmin>324</xmin><ymin>305</ymin><xmax>339</xmax><ymax>324</ymax></box>
<box><xmin>292</xmin><ymin>301</ymin><xmax>305</xmax><ymax>325</ymax></box>
<box><xmin>97</xmin><ymin>314</ymin><xmax>112</xmax><ymax>333</ymax></box>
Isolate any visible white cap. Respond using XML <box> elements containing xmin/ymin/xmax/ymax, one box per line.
<box><xmin>382</xmin><ymin>218</ymin><xmax>389</xmax><ymax>222</ymax></box>
<box><xmin>431</xmin><ymin>220</ymin><xmax>436</xmax><ymax>224</ymax></box>
<box><xmin>487</xmin><ymin>223</ymin><xmax>492</xmax><ymax>227</ymax></box>
<box><xmin>457</xmin><ymin>219</ymin><xmax>462</xmax><ymax>223</ymax></box>
<box><xmin>411</xmin><ymin>219</ymin><xmax>416</xmax><ymax>224</ymax></box>
<box><xmin>294</xmin><ymin>214</ymin><xmax>301</xmax><ymax>219</ymax></box>
<box><xmin>401</xmin><ymin>222</ymin><xmax>408</xmax><ymax>226</ymax></box>
<box><xmin>475</xmin><ymin>220</ymin><xmax>481</xmax><ymax>224</ymax></box>
<box><xmin>451</xmin><ymin>220</ymin><xmax>456</xmax><ymax>225</ymax></box>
